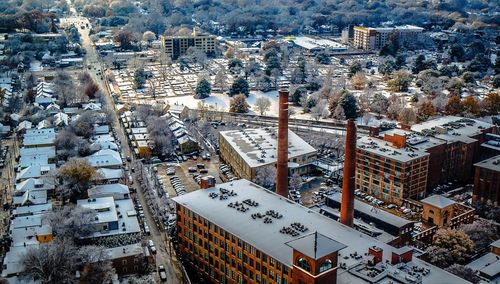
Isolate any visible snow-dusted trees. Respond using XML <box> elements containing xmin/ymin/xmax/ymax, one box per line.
<box><xmin>147</xmin><ymin>116</ymin><xmax>175</xmax><ymax>157</ymax></box>
<box><xmin>21</xmin><ymin>239</ymin><xmax>79</xmax><ymax>283</ymax></box>
<box><xmin>21</xmin><ymin>240</ymin><xmax>115</xmax><ymax>284</ymax></box>
<box><xmin>255</xmin><ymin>166</ymin><xmax>276</xmax><ymax>190</ymax></box>
<box><xmin>45</xmin><ymin>205</ymin><xmax>97</xmax><ymax>240</ymax></box>
<box><xmin>255</xmin><ymin>97</ymin><xmax>271</xmax><ymax>116</ymax></box>
<box><xmin>425</xmin><ymin>228</ymin><xmax>474</xmax><ymax>267</ymax></box>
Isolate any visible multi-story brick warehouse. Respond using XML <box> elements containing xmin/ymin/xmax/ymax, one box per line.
<box><xmin>172</xmin><ymin>179</ymin><xmax>469</xmax><ymax>284</ymax></box>
<box><xmin>219</xmin><ymin>128</ymin><xmax>317</xmax><ymax>181</ymax></box>
<box><xmin>356</xmin><ymin>136</ymin><xmax>429</xmax><ymax>205</ymax></box>
<box><xmin>411</xmin><ymin>116</ymin><xmax>496</xmax><ymax>187</ymax></box>
<box><xmin>161</xmin><ymin>31</ymin><xmax>217</xmax><ymax>60</ymax></box>
<box><xmin>473</xmin><ymin>155</ymin><xmax>500</xmax><ymax>207</ymax></box>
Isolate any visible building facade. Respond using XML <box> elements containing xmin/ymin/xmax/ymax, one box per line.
<box><xmin>162</xmin><ymin>32</ymin><xmax>217</xmax><ymax>60</ymax></box>
<box><xmin>173</xmin><ymin>179</ymin><xmax>470</xmax><ymax>284</ymax></box>
<box><xmin>219</xmin><ymin>128</ymin><xmax>317</xmax><ymax>181</ymax></box>
<box><xmin>473</xmin><ymin>155</ymin><xmax>500</xmax><ymax>207</ymax></box>
<box><xmin>353</xmin><ymin>25</ymin><xmax>423</xmax><ymax>50</ymax></box>
<box><xmin>356</xmin><ymin>136</ymin><xmax>429</xmax><ymax>205</ymax></box>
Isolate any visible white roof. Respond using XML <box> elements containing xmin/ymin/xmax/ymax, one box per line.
<box><xmin>96</xmin><ymin>168</ymin><xmax>124</xmax><ymax>180</ymax></box>
<box><xmin>105</xmin><ymin>243</ymin><xmax>143</xmax><ymax>259</ymax></box>
<box><xmin>421</xmin><ymin>195</ymin><xmax>456</xmax><ymax>209</ymax></box>
<box><xmin>23</xmin><ymin>128</ymin><xmax>56</xmax><ymax>146</ymax></box>
<box><xmin>13</xmin><ymin>189</ymin><xmax>48</xmax><ymax>206</ymax></box>
<box><xmin>12</xmin><ymin>203</ymin><xmax>53</xmax><ymax>216</ymax></box>
<box><xmin>77</xmin><ymin>197</ymin><xmax>140</xmax><ymax>238</ymax></box>
<box><xmin>15</xmin><ymin>177</ymin><xmax>55</xmax><ymax>194</ymax></box>
<box><xmin>357</xmin><ymin>136</ymin><xmax>429</xmax><ymax>163</ymax></box>
<box><xmin>87</xmin><ymin>149</ymin><xmax>122</xmax><ymax>168</ymax></box>
<box><xmin>474</xmin><ymin>155</ymin><xmax>500</xmax><ymax>172</ymax></box>
<box><xmin>219</xmin><ymin>127</ymin><xmax>317</xmax><ymax>168</ymax></box>
<box><xmin>292</xmin><ymin>36</ymin><xmax>347</xmax><ymax>51</ymax></box>
<box><xmin>11</xmin><ymin>214</ymin><xmax>43</xmax><ymax>229</ymax></box>
<box><xmin>88</xmin><ymin>184</ymin><xmax>130</xmax><ymax>199</ymax></box>
<box><xmin>173</xmin><ymin>179</ymin><xmax>469</xmax><ymax>284</ymax></box>
<box><xmin>16</xmin><ymin>164</ymin><xmax>56</xmax><ymax>181</ymax></box>
<box><xmin>411</xmin><ymin>116</ymin><xmax>493</xmax><ymax>144</ymax></box>
<box><xmin>78</xmin><ymin>197</ymin><xmax>118</xmax><ymax>224</ymax></box>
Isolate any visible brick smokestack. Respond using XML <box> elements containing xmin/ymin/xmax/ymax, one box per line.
<box><xmin>276</xmin><ymin>89</ymin><xmax>289</xmax><ymax>197</ymax></box>
<box><xmin>340</xmin><ymin>119</ymin><xmax>357</xmax><ymax>227</ymax></box>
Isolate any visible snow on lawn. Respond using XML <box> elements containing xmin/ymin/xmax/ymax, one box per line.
<box><xmin>164</xmin><ymin>90</ymin><xmax>283</xmax><ymax>116</ymax></box>
<box><xmin>163</xmin><ymin>90</ymin><xmax>400</xmax><ymax>127</ymax></box>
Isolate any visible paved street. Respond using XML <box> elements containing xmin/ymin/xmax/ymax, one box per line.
<box><xmin>62</xmin><ymin>1</ymin><xmax>184</xmax><ymax>282</ymax></box>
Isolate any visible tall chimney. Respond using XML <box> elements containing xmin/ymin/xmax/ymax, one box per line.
<box><xmin>276</xmin><ymin>89</ymin><xmax>289</xmax><ymax>197</ymax></box>
<box><xmin>340</xmin><ymin>119</ymin><xmax>357</xmax><ymax>227</ymax></box>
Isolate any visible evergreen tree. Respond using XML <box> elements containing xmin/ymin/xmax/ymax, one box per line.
<box><xmin>339</xmin><ymin>92</ymin><xmax>358</xmax><ymax>119</ymax></box>
<box><xmin>229</xmin><ymin>78</ymin><xmax>250</xmax><ymax>97</ymax></box>
<box><xmin>195</xmin><ymin>78</ymin><xmax>211</xmax><ymax>99</ymax></box>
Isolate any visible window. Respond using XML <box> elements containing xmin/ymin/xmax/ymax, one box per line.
<box><xmin>297</xmin><ymin>258</ymin><xmax>311</xmax><ymax>272</ymax></box>
<box><xmin>319</xmin><ymin>259</ymin><xmax>333</xmax><ymax>273</ymax></box>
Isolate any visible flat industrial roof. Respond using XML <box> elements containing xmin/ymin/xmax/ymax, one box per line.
<box><xmin>292</xmin><ymin>36</ymin><xmax>347</xmax><ymax>51</ymax></box>
<box><xmin>173</xmin><ymin>179</ymin><xmax>469</xmax><ymax>283</ymax></box>
<box><xmin>380</xmin><ymin>129</ymin><xmax>446</xmax><ymax>151</ymax></box>
<box><xmin>466</xmin><ymin>252</ymin><xmax>500</xmax><ymax>280</ymax></box>
<box><xmin>474</xmin><ymin>155</ymin><xmax>500</xmax><ymax>172</ymax></box>
<box><xmin>411</xmin><ymin>116</ymin><xmax>493</xmax><ymax>144</ymax></box>
<box><xmin>357</xmin><ymin>136</ymin><xmax>429</xmax><ymax>162</ymax></box>
<box><xmin>326</xmin><ymin>192</ymin><xmax>414</xmax><ymax>228</ymax></box>
<box><xmin>219</xmin><ymin>127</ymin><xmax>316</xmax><ymax>168</ymax></box>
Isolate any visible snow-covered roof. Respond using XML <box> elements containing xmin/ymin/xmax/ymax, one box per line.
<box><xmin>16</xmin><ymin>164</ymin><xmax>55</xmax><ymax>181</ymax></box>
<box><xmin>88</xmin><ymin>184</ymin><xmax>130</xmax><ymax>200</ymax></box>
<box><xmin>411</xmin><ymin>116</ymin><xmax>494</xmax><ymax>144</ymax></box>
<box><xmin>474</xmin><ymin>155</ymin><xmax>500</xmax><ymax>172</ymax></box>
<box><xmin>421</xmin><ymin>195</ymin><xmax>456</xmax><ymax>209</ymax></box>
<box><xmin>219</xmin><ymin>127</ymin><xmax>317</xmax><ymax>168</ymax></box>
<box><xmin>357</xmin><ymin>136</ymin><xmax>429</xmax><ymax>163</ymax></box>
<box><xmin>173</xmin><ymin>179</ymin><xmax>469</xmax><ymax>284</ymax></box>
<box><xmin>87</xmin><ymin>149</ymin><xmax>122</xmax><ymax>168</ymax></box>
<box><xmin>291</xmin><ymin>36</ymin><xmax>347</xmax><ymax>51</ymax></box>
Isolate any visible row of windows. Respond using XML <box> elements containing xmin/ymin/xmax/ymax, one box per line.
<box><xmin>179</xmin><ymin>206</ymin><xmax>291</xmax><ymax>284</ymax></box>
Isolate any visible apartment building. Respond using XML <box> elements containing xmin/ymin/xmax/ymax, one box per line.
<box><xmin>353</xmin><ymin>25</ymin><xmax>423</xmax><ymax>50</ymax></box>
<box><xmin>172</xmin><ymin>179</ymin><xmax>469</xmax><ymax>284</ymax></box>
<box><xmin>356</xmin><ymin>135</ymin><xmax>429</xmax><ymax>205</ymax></box>
<box><xmin>219</xmin><ymin>128</ymin><xmax>317</xmax><ymax>181</ymax></box>
<box><xmin>162</xmin><ymin>30</ymin><xmax>217</xmax><ymax>60</ymax></box>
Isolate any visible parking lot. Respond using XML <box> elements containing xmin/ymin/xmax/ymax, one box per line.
<box><xmin>155</xmin><ymin>154</ymin><xmax>224</xmax><ymax>197</ymax></box>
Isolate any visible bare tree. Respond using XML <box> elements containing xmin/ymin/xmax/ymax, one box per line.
<box><xmin>71</xmin><ymin>111</ymin><xmax>96</xmax><ymax>138</ymax></box>
<box><xmin>289</xmin><ymin>173</ymin><xmax>302</xmax><ymax>192</ymax></box>
<box><xmin>255</xmin><ymin>167</ymin><xmax>276</xmax><ymax>190</ymax></box>
<box><xmin>398</xmin><ymin>108</ymin><xmax>417</xmax><ymax>125</ymax></box>
<box><xmin>147</xmin><ymin>116</ymin><xmax>175</xmax><ymax>157</ymax></box>
<box><xmin>21</xmin><ymin>239</ymin><xmax>79</xmax><ymax>284</ymax></box>
<box><xmin>310</xmin><ymin>99</ymin><xmax>327</xmax><ymax>121</ymax></box>
<box><xmin>386</xmin><ymin>94</ymin><xmax>405</xmax><ymax>120</ymax></box>
<box><xmin>445</xmin><ymin>264</ymin><xmax>480</xmax><ymax>284</ymax></box>
<box><xmin>78</xmin><ymin>245</ymin><xmax>116</xmax><ymax>283</ymax></box>
<box><xmin>45</xmin><ymin>205</ymin><xmax>97</xmax><ymax>240</ymax></box>
<box><xmin>255</xmin><ymin>97</ymin><xmax>271</xmax><ymax>115</ymax></box>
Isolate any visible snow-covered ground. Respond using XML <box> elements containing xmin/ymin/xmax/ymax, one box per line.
<box><xmin>164</xmin><ymin>90</ymin><xmax>283</xmax><ymax>116</ymax></box>
<box><xmin>163</xmin><ymin>90</ymin><xmax>400</xmax><ymax>128</ymax></box>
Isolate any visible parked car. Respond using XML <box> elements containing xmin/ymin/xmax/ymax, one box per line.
<box><xmin>188</xmin><ymin>167</ymin><xmax>197</xmax><ymax>173</ymax></box>
<box><xmin>158</xmin><ymin>265</ymin><xmax>167</xmax><ymax>282</ymax></box>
